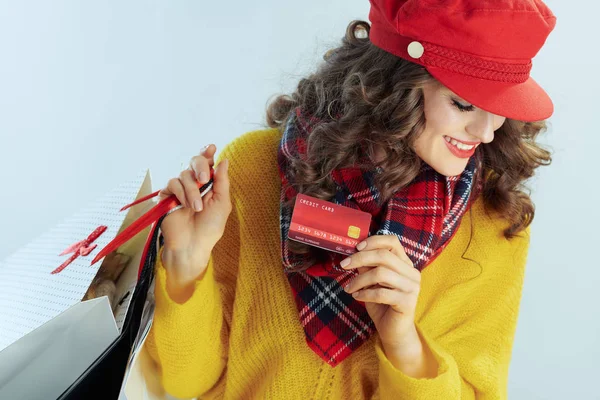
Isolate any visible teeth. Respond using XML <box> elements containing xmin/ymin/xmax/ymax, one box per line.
<box><xmin>457</xmin><ymin>142</ymin><xmax>473</xmax><ymax>150</ymax></box>
<box><xmin>444</xmin><ymin>136</ymin><xmax>475</xmax><ymax>151</ymax></box>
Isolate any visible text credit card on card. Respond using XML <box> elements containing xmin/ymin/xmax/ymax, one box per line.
<box><xmin>288</xmin><ymin>193</ymin><xmax>372</xmax><ymax>256</ymax></box>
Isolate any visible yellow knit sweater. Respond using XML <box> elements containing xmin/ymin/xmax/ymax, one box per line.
<box><xmin>146</xmin><ymin>128</ymin><xmax>531</xmax><ymax>399</ymax></box>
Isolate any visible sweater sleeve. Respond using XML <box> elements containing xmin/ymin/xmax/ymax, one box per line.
<box><xmin>144</xmin><ymin>247</ymin><xmax>227</xmax><ymax>399</ymax></box>
<box><xmin>145</xmin><ymin>146</ymin><xmax>241</xmax><ymax>399</ymax></box>
<box><xmin>375</xmin><ymin>229</ymin><xmax>531</xmax><ymax>400</ymax></box>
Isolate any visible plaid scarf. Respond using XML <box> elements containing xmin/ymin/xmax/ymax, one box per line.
<box><xmin>277</xmin><ymin>106</ymin><xmax>482</xmax><ymax>367</ymax></box>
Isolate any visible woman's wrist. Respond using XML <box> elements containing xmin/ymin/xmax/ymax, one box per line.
<box><xmin>162</xmin><ymin>245</ymin><xmax>211</xmax><ymax>302</ymax></box>
<box><xmin>381</xmin><ymin>324</ymin><xmax>439</xmax><ymax>379</ymax></box>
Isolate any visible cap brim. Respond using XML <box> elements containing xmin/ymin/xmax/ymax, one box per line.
<box><xmin>425</xmin><ymin>65</ymin><xmax>554</xmax><ymax>122</ymax></box>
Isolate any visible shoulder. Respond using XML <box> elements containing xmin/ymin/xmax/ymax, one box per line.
<box><xmin>215</xmin><ymin>127</ymin><xmax>281</xmax><ymax>187</ymax></box>
<box><xmin>216</xmin><ymin>127</ymin><xmax>281</xmax><ymax>166</ymax></box>
<box><xmin>215</xmin><ymin>127</ymin><xmax>283</xmax><ymax>215</ymax></box>
<box><xmin>468</xmin><ymin>196</ymin><xmax>532</xmax><ymax>269</ymax></box>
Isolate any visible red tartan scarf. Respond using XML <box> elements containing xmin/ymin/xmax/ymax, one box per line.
<box><xmin>276</xmin><ymin>106</ymin><xmax>483</xmax><ymax>367</ymax></box>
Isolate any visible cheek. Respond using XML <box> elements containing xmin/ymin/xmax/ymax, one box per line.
<box><xmin>415</xmin><ymin>105</ymin><xmax>459</xmax><ymax>153</ymax></box>
<box><xmin>413</xmin><ymin>128</ymin><xmax>443</xmax><ymax>163</ymax></box>
<box><xmin>424</xmin><ymin>98</ymin><xmax>463</xmax><ymax>134</ymax></box>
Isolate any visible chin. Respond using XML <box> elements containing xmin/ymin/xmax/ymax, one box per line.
<box><xmin>428</xmin><ymin>159</ymin><xmax>469</xmax><ymax>177</ymax></box>
<box><xmin>415</xmin><ymin>144</ymin><xmax>471</xmax><ymax>177</ymax></box>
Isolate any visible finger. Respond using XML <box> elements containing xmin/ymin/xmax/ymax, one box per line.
<box><xmin>180</xmin><ymin>168</ymin><xmax>204</xmax><ymax>212</ymax></box>
<box><xmin>212</xmin><ymin>158</ymin><xmax>231</xmax><ymax>206</ymax></box>
<box><xmin>190</xmin><ymin>144</ymin><xmax>217</xmax><ymax>183</ymax></box>
<box><xmin>341</xmin><ymin>248</ymin><xmax>419</xmax><ymax>283</ymax></box>
<box><xmin>159</xmin><ymin>178</ymin><xmax>188</xmax><ymax>207</ymax></box>
<box><xmin>344</xmin><ymin>266</ymin><xmax>418</xmax><ymax>294</ymax></box>
<box><xmin>361</xmin><ymin>235</ymin><xmax>414</xmax><ymax>267</ymax></box>
<box><xmin>351</xmin><ymin>287</ymin><xmax>413</xmax><ymax>314</ymax></box>
<box><xmin>353</xmin><ymin>236</ymin><xmax>420</xmax><ymax>282</ymax></box>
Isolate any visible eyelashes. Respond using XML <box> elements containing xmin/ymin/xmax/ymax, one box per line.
<box><xmin>452</xmin><ymin>99</ymin><xmax>475</xmax><ymax>112</ymax></box>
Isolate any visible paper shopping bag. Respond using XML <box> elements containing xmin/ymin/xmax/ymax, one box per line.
<box><xmin>57</xmin><ymin>217</ymin><xmax>161</xmax><ymax>400</ymax></box>
<box><xmin>0</xmin><ymin>168</ymin><xmax>155</xmax><ymax>398</ymax></box>
<box><xmin>116</xmin><ymin>277</ymin><xmax>167</xmax><ymax>400</ymax></box>
<box><xmin>0</xmin><ymin>296</ymin><xmax>118</xmax><ymax>400</ymax></box>
<box><xmin>117</xmin><ymin>273</ymin><xmax>173</xmax><ymax>400</ymax></box>
<box><xmin>58</xmin><ymin>167</ymin><xmax>216</xmax><ymax>400</ymax></box>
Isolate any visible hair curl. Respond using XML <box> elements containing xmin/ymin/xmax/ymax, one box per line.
<box><xmin>266</xmin><ymin>20</ymin><xmax>551</xmax><ymax>261</ymax></box>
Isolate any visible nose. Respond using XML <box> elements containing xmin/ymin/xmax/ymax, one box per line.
<box><xmin>466</xmin><ymin>111</ymin><xmax>495</xmax><ymax>144</ymax></box>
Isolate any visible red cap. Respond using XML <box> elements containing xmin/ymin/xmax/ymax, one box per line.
<box><xmin>368</xmin><ymin>0</ymin><xmax>557</xmax><ymax>122</ymax></box>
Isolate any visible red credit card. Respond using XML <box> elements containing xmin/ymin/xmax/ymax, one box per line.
<box><xmin>288</xmin><ymin>193</ymin><xmax>372</xmax><ymax>256</ymax></box>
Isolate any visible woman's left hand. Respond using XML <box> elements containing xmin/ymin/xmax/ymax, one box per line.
<box><xmin>341</xmin><ymin>234</ymin><xmax>422</xmax><ymax>349</ymax></box>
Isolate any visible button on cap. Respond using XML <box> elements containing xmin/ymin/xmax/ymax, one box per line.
<box><xmin>407</xmin><ymin>41</ymin><xmax>424</xmax><ymax>58</ymax></box>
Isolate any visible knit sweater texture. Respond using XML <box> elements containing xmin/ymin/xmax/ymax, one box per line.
<box><xmin>146</xmin><ymin>128</ymin><xmax>531</xmax><ymax>399</ymax></box>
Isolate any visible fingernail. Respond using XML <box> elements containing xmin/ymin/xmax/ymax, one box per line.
<box><xmin>199</xmin><ymin>171</ymin><xmax>208</xmax><ymax>183</ymax></box>
<box><xmin>356</xmin><ymin>241</ymin><xmax>367</xmax><ymax>251</ymax></box>
<box><xmin>194</xmin><ymin>200</ymin><xmax>203</xmax><ymax>212</ymax></box>
<box><xmin>340</xmin><ymin>257</ymin><xmax>351</xmax><ymax>268</ymax></box>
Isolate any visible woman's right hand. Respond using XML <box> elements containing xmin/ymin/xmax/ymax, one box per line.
<box><xmin>157</xmin><ymin>144</ymin><xmax>232</xmax><ymax>296</ymax></box>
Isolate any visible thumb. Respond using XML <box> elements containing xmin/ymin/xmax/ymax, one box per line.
<box><xmin>212</xmin><ymin>158</ymin><xmax>230</xmax><ymax>203</ymax></box>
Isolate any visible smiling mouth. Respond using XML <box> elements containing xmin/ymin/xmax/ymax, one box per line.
<box><xmin>443</xmin><ymin>135</ymin><xmax>480</xmax><ymax>151</ymax></box>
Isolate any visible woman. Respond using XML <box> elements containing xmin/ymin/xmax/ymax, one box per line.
<box><xmin>146</xmin><ymin>0</ymin><xmax>557</xmax><ymax>398</ymax></box>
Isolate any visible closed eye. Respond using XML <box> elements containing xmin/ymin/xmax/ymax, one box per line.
<box><xmin>452</xmin><ymin>99</ymin><xmax>475</xmax><ymax>112</ymax></box>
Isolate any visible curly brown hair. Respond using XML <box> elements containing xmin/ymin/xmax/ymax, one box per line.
<box><xmin>266</xmin><ymin>20</ymin><xmax>551</xmax><ymax>259</ymax></box>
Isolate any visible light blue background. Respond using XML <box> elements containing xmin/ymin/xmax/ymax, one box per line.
<box><xmin>0</xmin><ymin>1</ymin><xmax>596</xmax><ymax>399</ymax></box>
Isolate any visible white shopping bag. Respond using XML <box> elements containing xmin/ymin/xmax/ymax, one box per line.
<box><xmin>0</xmin><ymin>168</ymin><xmax>156</xmax><ymax>399</ymax></box>
<box><xmin>117</xmin><ymin>278</ymin><xmax>168</xmax><ymax>400</ymax></box>
<box><xmin>0</xmin><ymin>296</ymin><xmax>118</xmax><ymax>399</ymax></box>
